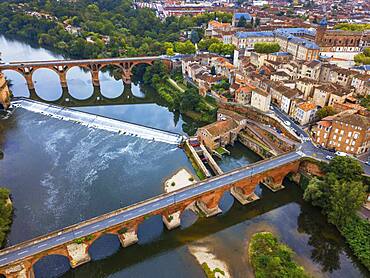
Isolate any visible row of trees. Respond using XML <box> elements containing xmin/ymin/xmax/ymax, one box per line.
<box><xmin>0</xmin><ymin>1</ymin><xmax>232</xmax><ymax>59</ymax></box>
<box><xmin>198</xmin><ymin>38</ymin><xmax>236</xmax><ymax>56</ymax></box>
<box><xmin>334</xmin><ymin>23</ymin><xmax>370</xmax><ymax>32</ymax></box>
<box><xmin>253</xmin><ymin>42</ymin><xmax>280</xmax><ymax>54</ymax></box>
<box><xmin>303</xmin><ymin>156</ymin><xmax>370</xmax><ymax>270</ymax></box>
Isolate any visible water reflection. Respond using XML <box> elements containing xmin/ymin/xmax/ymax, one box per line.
<box><xmin>66</xmin><ymin>66</ymin><xmax>94</xmax><ymax>100</ymax></box>
<box><xmin>33</xmin><ymin>68</ymin><xmax>62</xmax><ymax>101</ymax></box>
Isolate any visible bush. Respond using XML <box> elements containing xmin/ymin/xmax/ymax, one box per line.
<box><xmin>254</xmin><ymin>42</ymin><xmax>280</xmax><ymax>54</ymax></box>
<box><xmin>249</xmin><ymin>232</ymin><xmax>309</xmax><ymax>278</ymax></box>
<box><xmin>201</xmin><ymin>262</ymin><xmax>225</xmax><ymax>278</ymax></box>
<box><xmin>0</xmin><ymin>187</ymin><xmax>13</xmax><ymax>247</ymax></box>
<box><xmin>340</xmin><ymin>217</ymin><xmax>370</xmax><ymax>270</ymax></box>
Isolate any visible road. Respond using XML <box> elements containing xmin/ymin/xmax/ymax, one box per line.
<box><xmin>270</xmin><ymin>104</ymin><xmax>370</xmax><ymax>175</ymax></box>
<box><xmin>0</xmin><ymin>151</ymin><xmax>302</xmax><ymax>268</ymax></box>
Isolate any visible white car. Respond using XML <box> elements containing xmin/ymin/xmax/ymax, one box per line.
<box><xmin>326</xmin><ymin>155</ymin><xmax>334</xmax><ymax>160</ymax></box>
<box><xmin>284</xmin><ymin>120</ymin><xmax>291</xmax><ymax>126</ymax></box>
<box><xmin>335</xmin><ymin>151</ymin><xmax>347</xmax><ymax>157</ymax></box>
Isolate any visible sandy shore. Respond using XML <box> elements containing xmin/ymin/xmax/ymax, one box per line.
<box><xmin>164</xmin><ymin>168</ymin><xmax>196</xmax><ymax>193</ymax></box>
<box><xmin>189</xmin><ymin>245</ymin><xmax>230</xmax><ymax>278</ymax></box>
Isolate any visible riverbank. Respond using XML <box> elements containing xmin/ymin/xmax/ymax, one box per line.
<box><xmin>249</xmin><ymin>232</ymin><xmax>309</xmax><ymax>278</ymax></box>
<box><xmin>164</xmin><ymin>168</ymin><xmax>196</xmax><ymax>193</ymax></box>
<box><xmin>189</xmin><ymin>245</ymin><xmax>230</xmax><ymax>278</ymax></box>
<box><xmin>0</xmin><ymin>187</ymin><xmax>13</xmax><ymax>248</ymax></box>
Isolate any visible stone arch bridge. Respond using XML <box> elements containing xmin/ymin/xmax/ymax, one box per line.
<box><xmin>0</xmin><ymin>56</ymin><xmax>171</xmax><ymax>92</ymax></box>
<box><xmin>0</xmin><ymin>151</ymin><xmax>319</xmax><ymax>277</ymax></box>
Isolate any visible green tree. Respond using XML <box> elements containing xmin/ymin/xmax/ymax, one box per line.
<box><xmin>327</xmin><ymin>180</ymin><xmax>367</xmax><ymax>227</ymax></box>
<box><xmin>166</xmin><ymin>47</ymin><xmax>175</xmax><ymax>56</ymax></box>
<box><xmin>316</xmin><ymin>106</ymin><xmax>336</xmax><ymax>119</ymax></box>
<box><xmin>304</xmin><ymin>156</ymin><xmax>367</xmax><ymax>228</ymax></box>
<box><xmin>237</xmin><ymin>16</ymin><xmax>247</xmax><ymax>27</ymax></box>
<box><xmin>211</xmin><ymin>66</ymin><xmax>216</xmax><ymax>75</ymax></box>
<box><xmin>190</xmin><ymin>30</ymin><xmax>200</xmax><ymax>44</ymax></box>
<box><xmin>198</xmin><ymin>37</ymin><xmax>220</xmax><ymax>51</ymax></box>
<box><xmin>254</xmin><ymin>42</ymin><xmax>280</xmax><ymax>53</ymax></box>
<box><xmin>323</xmin><ymin>156</ymin><xmax>364</xmax><ymax>182</ymax></box>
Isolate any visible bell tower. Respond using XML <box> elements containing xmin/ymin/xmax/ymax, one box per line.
<box><xmin>315</xmin><ymin>17</ymin><xmax>327</xmax><ymax>45</ymax></box>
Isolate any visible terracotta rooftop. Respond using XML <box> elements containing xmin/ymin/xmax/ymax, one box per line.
<box><xmin>201</xmin><ymin>118</ymin><xmax>238</xmax><ymax>137</ymax></box>
<box><xmin>297</xmin><ymin>102</ymin><xmax>316</xmax><ymax>112</ymax></box>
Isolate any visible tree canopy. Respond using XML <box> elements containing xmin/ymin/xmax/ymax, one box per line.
<box><xmin>354</xmin><ymin>47</ymin><xmax>370</xmax><ymax>65</ymax></box>
<box><xmin>303</xmin><ymin>156</ymin><xmax>366</xmax><ymax>227</ymax></box>
<box><xmin>254</xmin><ymin>42</ymin><xmax>281</xmax><ymax>54</ymax></box>
<box><xmin>0</xmin><ymin>0</ymin><xmax>231</xmax><ymax>58</ymax></box>
<box><xmin>316</xmin><ymin>106</ymin><xmax>336</xmax><ymax>120</ymax></box>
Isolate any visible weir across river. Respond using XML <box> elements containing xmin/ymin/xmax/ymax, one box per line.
<box><xmin>12</xmin><ymin>98</ymin><xmax>185</xmax><ymax>145</ymax></box>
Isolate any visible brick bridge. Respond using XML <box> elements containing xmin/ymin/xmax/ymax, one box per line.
<box><xmin>0</xmin><ymin>151</ymin><xmax>318</xmax><ymax>277</ymax></box>
<box><xmin>0</xmin><ymin>56</ymin><xmax>170</xmax><ymax>93</ymax></box>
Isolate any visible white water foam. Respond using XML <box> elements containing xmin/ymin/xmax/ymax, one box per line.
<box><xmin>12</xmin><ymin>99</ymin><xmax>186</xmax><ymax>145</ymax></box>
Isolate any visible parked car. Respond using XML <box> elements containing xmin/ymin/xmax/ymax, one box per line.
<box><xmin>335</xmin><ymin>151</ymin><xmax>347</xmax><ymax>157</ymax></box>
<box><xmin>326</xmin><ymin>155</ymin><xmax>334</xmax><ymax>160</ymax></box>
<box><xmin>284</xmin><ymin>120</ymin><xmax>291</xmax><ymax>126</ymax></box>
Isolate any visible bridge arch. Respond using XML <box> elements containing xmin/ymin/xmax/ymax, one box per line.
<box><xmin>32</xmin><ymin>68</ymin><xmax>63</xmax><ymax>101</ymax></box>
<box><xmin>218</xmin><ymin>190</ymin><xmax>234</xmax><ymax>214</ymax></box>
<box><xmin>98</xmin><ymin>65</ymin><xmax>125</xmax><ymax>99</ymax></box>
<box><xmin>137</xmin><ymin>214</ymin><xmax>164</xmax><ymax>245</ymax></box>
<box><xmin>180</xmin><ymin>207</ymin><xmax>199</xmax><ymax>229</ymax></box>
<box><xmin>66</xmin><ymin>66</ymin><xmax>94</xmax><ymax>100</ymax></box>
<box><xmin>32</xmin><ymin>254</ymin><xmax>71</xmax><ymax>278</ymax></box>
<box><xmin>87</xmin><ymin>233</ymin><xmax>121</xmax><ymax>261</ymax></box>
<box><xmin>2</xmin><ymin>69</ymin><xmax>30</xmax><ymax>97</ymax></box>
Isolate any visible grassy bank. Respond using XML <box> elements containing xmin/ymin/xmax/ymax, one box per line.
<box><xmin>142</xmin><ymin>62</ymin><xmax>217</xmax><ymax>135</ymax></box>
<box><xmin>0</xmin><ymin>188</ymin><xmax>13</xmax><ymax>248</ymax></box>
<box><xmin>249</xmin><ymin>232</ymin><xmax>309</xmax><ymax>278</ymax></box>
<box><xmin>339</xmin><ymin>216</ymin><xmax>370</xmax><ymax>270</ymax></box>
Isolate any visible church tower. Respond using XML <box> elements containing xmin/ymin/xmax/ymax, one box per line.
<box><xmin>315</xmin><ymin>17</ymin><xmax>327</xmax><ymax>45</ymax></box>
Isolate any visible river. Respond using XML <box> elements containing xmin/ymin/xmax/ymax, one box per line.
<box><xmin>0</xmin><ymin>35</ymin><xmax>369</xmax><ymax>278</ymax></box>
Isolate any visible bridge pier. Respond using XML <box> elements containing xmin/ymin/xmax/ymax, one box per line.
<box><xmin>122</xmin><ymin>70</ymin><xmax>132</xmax><ymax>85</ymax></box>
<box><xmin>24</xmin><ymin>74</ymin><xmax>34</xmax><ymax>91</ymax></box>
<box><xmin>66</xmin><ymin>243</ymin><xmax>91</xmax><ymax>268</ymax></box>
<box><xmin>162</xmin><ymin>211</ymin><xmax>181</xmax><ymax>230</ymax></box>
<box><xmin>230</xmin><ymin>186</ymin><xmax>259</xmax><ymax>205</ymax></box>
<box><xmin>59</xmin><ymin>71</ymin><xmax>68</xmax><ymax>88</ymax></box>
<box><xmin>117</xmin><ymin>224</ymin><xmax>139</xmax><ymax>247</ymax></box>
<box><xmin>91</xmin><ymin>70</ymin><xmax>100</xmax><ymax>87</ymax></box>
<box><xmin>262</xmin><ymin>176</ymin><xmax>284</xmax><ymax>192</ymax></box>
<box><xmin>195</xmin><ymin>192</ymin><xmax>222</xmax><ymax>217</ymax></box>
<box><xmin>2</xmin><ymin>263</ymin><xmax>34</xmax><ymax>278</ymax></box>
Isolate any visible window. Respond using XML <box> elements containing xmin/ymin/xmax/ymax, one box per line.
<box><xmin>354</xmin><ymin>133</ymin><xmax>359</xmax><ymax>139</ymax></box>
<box><xmin>333</xmin><ymin>135</ymin><xmax>337</xmax><ymax>140</ymax></box>
<box><xmin>335</xmin><ymin>128</ymin><xmax>338</xmax><ymax>133</ymax></box>
<box><xmin>348</xmin><ymin>131</ymin><xmax>352</xmax><ymax>137</ymax></box>
<box><xmin>345</xmin><ymin>139</ymin><xmax>349</xmax><ymax>144</ymax></box>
